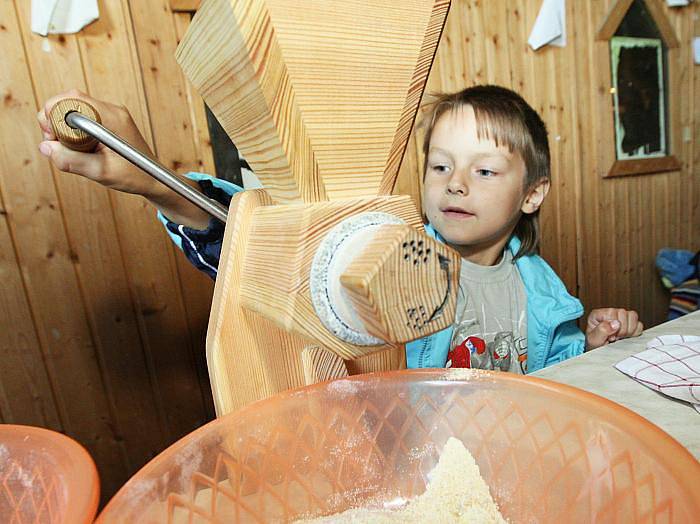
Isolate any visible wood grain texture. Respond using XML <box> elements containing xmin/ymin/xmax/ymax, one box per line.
<box><xmin>597</xmin><ymin>0</ymin><xmax>680</xmax><ymax>47</ymax></box>
<box><xmin>170</xmin><ymin>0</ymin><xmax>201</xmax><ymax>11</ymax></box>
<box><xmin>607</xmin><ymin>156</ymin><xmax>683</xmax><ymax>178</ymax></box>
<box><xmin>238</xmin><ymin>196</ymin><xmax>426</xmax><ymax>359</ymax></box>
<box><xmin>177</xmin><ymin>0</ymin><xmax>449</xmax><ymax>203</ymax></box>
<box><xmin>207</xmin><ymin>191</ymin><xmax>419</xmax><ymax>414</ymax></box>
<box><xmin>340</xmin><ymin>224</ymin><xmax>460</xmax><ymax>343</ymax></box>
<box><xmin>128</xmin><ymin>0</ymin><xmax>217</xmax><ymax>428</ymax></box>
<box><xmin>2</xmin><ymin>0</ymin><xmax>218</xmax><ymax>503</ymax></box>
<box><xmin>48</xmin><ymin>98</ymin><xmax>100</xmax><ymax>152</ymax></box>
<box><xmin>206</xmin><ymin>189</ymin><xmax>309</xmax><ymax>415</ymax></box>
<box><xmin>10</xmin><ymin>0</ymin><xmax>130</xmax><ymax>499</ymax></box>
<box><xmin>301</xmin><ymin>346</ymin><xmax>348</xmax><ymax>386</ymax></box>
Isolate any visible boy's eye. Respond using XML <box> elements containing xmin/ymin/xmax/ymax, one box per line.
<box><xmin>476</xmin><ymin>169</ymin><xmax>497</xmax><ymax>177</ymax></box>
<box><xmin>430</xmin><ymin>163</ymin><xmax>450</xmax><ymax>173</ymax></box>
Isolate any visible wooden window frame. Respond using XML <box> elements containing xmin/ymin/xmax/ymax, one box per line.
<box><xmin>170</xmin><ymin>0</ymin><xmax>201</xmax><ymax>12</ymax></box>
<box><xmin>596</xmin><ymin>0</ymin><xmax>681</xmax><ymax>178</ymax></box>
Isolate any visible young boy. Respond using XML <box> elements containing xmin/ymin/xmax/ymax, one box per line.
<box><xmin>37</xmin><ymin>86</ymin><xmax>643</xmax><ymax>373</ymax></box>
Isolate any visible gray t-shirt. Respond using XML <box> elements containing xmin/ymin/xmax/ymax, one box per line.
<box><xmin>448</xmin><ymin>250</ymin><xmax>528</xmax><ymax>374</ymax></box>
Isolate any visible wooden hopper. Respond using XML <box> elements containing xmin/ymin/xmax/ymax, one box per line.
<box><xmin>176</xmin><ymin>0</ymin><xmax>457</xmax><ymax>415</ymax></box>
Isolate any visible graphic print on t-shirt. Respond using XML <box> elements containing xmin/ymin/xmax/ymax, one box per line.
<box><xmin>449</xmin><ymin>249</ymin><xmax>529</xmax><ymax>374</ymax></box>
<box><xmin>448</xmin><ymin>308</ymin><xmax>528</xmax><ymax>374</ymax></box>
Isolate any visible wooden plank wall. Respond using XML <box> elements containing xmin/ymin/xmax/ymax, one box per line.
<box><xmin>0</xmin><ymin>0</ymin><xmax>697</xmax><ymax>505</ymax></box>
<box><xmin>0</xmin><ymin>0</ymin><xmax>215</xmax><ymax>504</ymax></box>
<box><xmin>397</xmin><ymin>0</ymin><xmax>699</xmax><ymax>327</ymax></box>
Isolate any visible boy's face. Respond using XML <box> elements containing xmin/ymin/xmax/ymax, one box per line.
<box><xmin>422</xmin><ymin>106</ymin><xmax>534</xmax><ymax>261</ymax></box>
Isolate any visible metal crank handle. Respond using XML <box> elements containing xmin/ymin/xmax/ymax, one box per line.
<box><xmin>48</xmin><ymin>98</ymin><xmax>228</xmax><ymax>224</ymax></box>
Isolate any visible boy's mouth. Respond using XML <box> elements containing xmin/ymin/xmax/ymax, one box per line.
<box><xmin>441</xmin><ymin>206</ymin><xmax>475</xmax><ymax>219</ymax></box>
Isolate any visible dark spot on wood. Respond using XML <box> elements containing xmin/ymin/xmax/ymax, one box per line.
<box><xmin>49</xmin><ymin>203</ymin><xmax>55</xmax><ymax>210</ymax></box>
<box><xmin>172</xmin><ymin>160</ymin><xmax>183</xmax><ymax>170</ymax></box>
<box><xmin>35</xmin><ymin>205</ymin><xmax>41</xmax><ymax>211</ymax></box>
<box><xmin>4</xmin><ymin>93</ymin><xmax>18</xmax><ymax>107</ymax></box>
<box><xmin>150</xmin><ymin>66</ymin><xmax>158</xmax><ymax>73</ymax></box>
<box><xmin>0</xmin><ymin>25</ymin><xmax>6</xmax><ymax>31</ymax></box>
<box><xmin>182</xmin><ymin>122</ymin><xmax>188</xmax><ymax>130</ymax></box>
<box><xmin>141</xmin><ymin>304</ymin><xmax>167</xmax><ymax>316</ymax></box>
<box><xmin>23</xmin><ymin>159</ymin><xmax>31</xmax><ymax>166</ymax></box>
<box><xmin>148</xmin><ymin>38</ymin><xmax>160</xmax><ymax>46</ymax></box>
<box><xmin>492</xmin><ymin>35</ymin><xmax>499</xmax><ymax>45</ymax></box>
<box><xmin>0</xmin><ymin>209</ymin><xmax>7</xmax><ymax>216</ymax></box>
<box><xmin>46</xmin><ymin>251</ymin><xmax>54</xmax><ymax>259</ymax></box>
<box><xmin>69</xmin><ymin>250</ymin><xmax>79</xmax><ymax>263</ymax></box>
<box><xmin>107</xmin><ymin>32</ymin><xmax>112</xmax><ymax>40</ymax></box>
<box><xmin>58</xmin><ymin>35</ymin><xmax>66</xmax><ymax>44</ymax></box>
<box><xmin>115</xmin><ymin>316</ymin><xmax>122</xmax><ymax>323</ymax></box>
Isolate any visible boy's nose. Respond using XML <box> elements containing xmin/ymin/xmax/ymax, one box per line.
<box><xmin>446</xmin><ymin>177</ymin><xmax>468</xmax><ymax>196</ymax></box>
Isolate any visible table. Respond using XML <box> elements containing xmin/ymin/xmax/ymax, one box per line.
<box><xmin>532</xmin><ymin>310</ymin><xmax>700</xmax><ymax>460</ymax></box>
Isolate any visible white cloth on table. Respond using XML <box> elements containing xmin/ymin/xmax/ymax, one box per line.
<box><xmin>615</xmin><ymin>335</ymin><xmax>700</xmax><ymax>414</ymax></box>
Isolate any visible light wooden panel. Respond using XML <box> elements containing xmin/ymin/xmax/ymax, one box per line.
<box><xmin>7</xmin><ymin>0</ymin><xmax>129</xmax><ymax>500</ymax></box>
<box><xmin>128</xmin><ymin>0</ymin><xmax>216</xmax><ymax>426</ymax></box>
<box><xmin>572</xmin><ymin>0</ymin><xmax>695</xmax><ymax>327</ymax></box>
<box><xmin>1</xmin><ymin>0</ymin><xmax>218</xmax><ymax>504</ymax></box>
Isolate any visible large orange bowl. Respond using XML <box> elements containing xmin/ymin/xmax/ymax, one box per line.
<box><xmin>0</xmin><ymin>424</ymin><xmax>99</xmax><ymax>523</ymax></box>
<box><xmin>98</xmin><ymin>370</ymin><xmax>700</xmax><ymax>523</ymax></box>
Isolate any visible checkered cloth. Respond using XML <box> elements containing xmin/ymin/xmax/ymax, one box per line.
<box><xmin>614</xmin><ymin>335</ymin><xmax>700</xmax><ymax>414</ymax></box>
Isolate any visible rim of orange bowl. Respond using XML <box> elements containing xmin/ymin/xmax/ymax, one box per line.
<box><xmin>98</xmin><ymin>369</ymin><xmax>700</xmax><ymax>517</ymax></box>
<box><xmin>2</xmin><ymin>424</ymin><xmax>100</xmax><ymax>523</ymax></box>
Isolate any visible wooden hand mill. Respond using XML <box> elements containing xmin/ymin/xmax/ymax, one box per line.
<box><xmin>52</xmin><ymin>0</ymin><xmax>459</xmax><ymax>418</ymax></box>
<box><xmin>176</xmin><ymin>0</ymin><xmax>459</xmax><ymax>416</ymax></box>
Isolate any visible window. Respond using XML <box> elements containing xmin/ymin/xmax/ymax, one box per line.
<box><xmin>597</xmin><ymin>0</ymin><xmax>681</xmax><ymax>177</ymax></box>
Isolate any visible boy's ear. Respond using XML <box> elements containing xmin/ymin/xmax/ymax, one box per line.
<box><xmin>521</xmin><ymin>178</ymin><xmax>550</xmax><ymax>215</ymax></box>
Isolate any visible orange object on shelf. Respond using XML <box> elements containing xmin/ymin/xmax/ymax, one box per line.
<box><xmin>97</xmin><ymin>370</ymin><xmax>700</xmax><ymax>523</ymax></box>
<box><xmin>0</xmin><ymin>424</ymin><xmax>99</xmax><ymax>523</ymax></box>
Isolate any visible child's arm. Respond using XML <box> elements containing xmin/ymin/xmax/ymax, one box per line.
<box><xmin>585</xmin><ymin>308</ymin><xmax>644</xmax><ymax>350</ymax></box>
<box><xmin>37</xmin><ymin>89</ymin><xmax>211</xmax><ymax>230</ymax></box>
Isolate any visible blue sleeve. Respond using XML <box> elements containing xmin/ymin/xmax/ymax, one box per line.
<box><xmin>543</xmin><ymin>319</ymin><xmax>586</xmax><ymax>368</ymax></box>
<box><xmin>157</xmin><ymin>172</ymin><xmax>243</xmax><ymax>280</ymax></box>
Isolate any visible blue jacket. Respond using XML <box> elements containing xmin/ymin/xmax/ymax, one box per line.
<box><xmin>161</xmin><ymin>173</ymin><xmax>585</xmax><ymax>372</ymax></box>
<box><xmin>406</xmin><ymin>224</ymin><xmax>585</xmax><ymax>373</ymax></box>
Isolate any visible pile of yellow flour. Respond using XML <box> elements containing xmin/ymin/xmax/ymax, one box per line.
<box><xmin>299</xmin><ymin>437</ymin><xmax>506</xmax><ymax>523</ymax></box>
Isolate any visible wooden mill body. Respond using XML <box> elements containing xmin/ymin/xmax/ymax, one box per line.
<box><xmin>176</xmin><ymin>0</ymin><xmax>457</xmax><ymax>415</ymax></box>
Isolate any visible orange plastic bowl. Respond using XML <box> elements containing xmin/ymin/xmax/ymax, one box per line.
<box><xmin>0</xmin><ymin>424</ymin><xmax>99</xmax><ymax>523</ymax></box>
<box><xmin>98</xmin><ymin>370</ymin><xmax>700</xmax><ymax>523</ymax></box>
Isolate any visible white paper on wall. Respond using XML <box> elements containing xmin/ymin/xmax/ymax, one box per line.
<box><xmin>31</xmin><ymin>0</ymin><xmax>99</xmax><ymax>36</ymax></box>
<box><xmin>528</xmin><ymin>0</ymin><xmax>566</xmax><ymax>51</ymax></box>
<box><xmin>666</xmin><ymin>0</ymin><xmax>690</xmax><ymax>7</ymax></box>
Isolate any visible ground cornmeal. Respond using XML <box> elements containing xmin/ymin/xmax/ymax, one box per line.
<box><xmin>299</xmin><ymin>437</ymin><xmax>506</xmax><ymax>523</ymax></box>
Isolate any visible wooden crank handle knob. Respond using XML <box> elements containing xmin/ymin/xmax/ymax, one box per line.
<box><xmin>48</xmin><ymin>98</ymin><xmax>102</xmax><ymax>153</ymax></box>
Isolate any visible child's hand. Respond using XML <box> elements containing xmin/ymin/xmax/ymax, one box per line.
<box><xmin>585</xmin><ymin>308</ymin><xmax>643</xmax><ymax>350</ymax></box>
<box><xmin>37</xmin><ymin>89</ymin><xmax>163</xmax><ymax>199</ymax></box>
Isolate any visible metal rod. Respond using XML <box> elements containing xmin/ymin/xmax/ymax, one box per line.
<box><xmin>65</xmin><ymin>111</ymin><xmax>229</xmax><ymax>224</ymax></box>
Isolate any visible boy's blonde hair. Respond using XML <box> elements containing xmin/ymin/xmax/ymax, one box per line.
<box><xmin>420</xmin><ymin>85</ymin><xmax>550</xmax><ymax>259</ymax></box>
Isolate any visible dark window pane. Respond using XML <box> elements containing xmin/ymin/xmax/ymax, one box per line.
<box><xmin>614</xmin><ymin>0</ymin><xmax>662</xmax><ymax>39</ymax></box>
<box><xmin>205</xmin><ymin>105</ymin><xmax>243</xmax><ymax>186</ymax></box>
<box><xmin>611</xmin><ymin>37</ymin><xmax>667</xmax><ymax>159</ymax></box>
